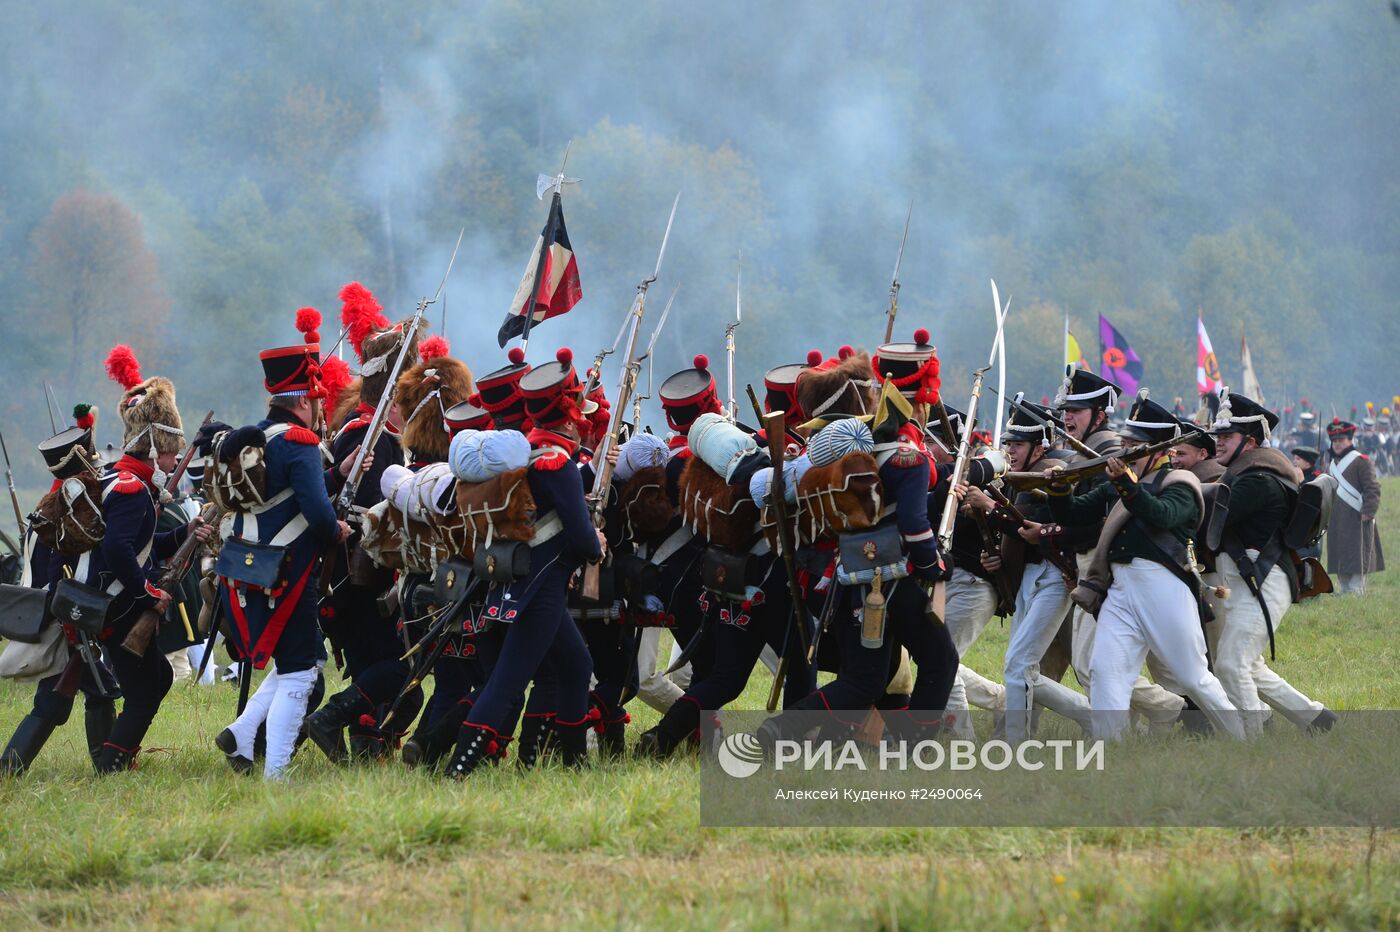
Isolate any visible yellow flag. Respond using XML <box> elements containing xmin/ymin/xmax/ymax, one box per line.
<box><xmin>1066</xmin><ymin>329</ymin><xmax>1089</xmax><ymax>371</ymax></box>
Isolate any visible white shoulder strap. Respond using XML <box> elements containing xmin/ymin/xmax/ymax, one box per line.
<box><xmin>1329</xmin><ymin>451</ymin><xmax>1363</xmax><ymax>511</ymax></box>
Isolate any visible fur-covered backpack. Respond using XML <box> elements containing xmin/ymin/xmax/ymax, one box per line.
<box><xmin>30</xmin><ymin>474</ymin><xmax>107</xmax><ymax>556</ymax></box>
<box><xmin>795</xmin><ymin>419</ymin><xmax>882</xmax><ymax>542</ymax></box>
<box><xmin>205</xmin><ymin>425</ymin><xmax>291</xmax><ymax>514</ymax></box>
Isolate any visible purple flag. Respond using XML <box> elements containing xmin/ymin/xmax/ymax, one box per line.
<box><xmin>1098</xmin><ymin>313</ymin><xmax>1143</xmax><ymax>397</ymax></box>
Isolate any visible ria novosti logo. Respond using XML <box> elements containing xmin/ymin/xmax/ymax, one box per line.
<box><xmin>717</xmin><ymin>732</ymin><xmax>766</xmax><ymax>778</ymax></box>
<box><xmin>714</xmin><ymin>734</ymin><xmax>1106</xmax><ymax>778</ymax></box>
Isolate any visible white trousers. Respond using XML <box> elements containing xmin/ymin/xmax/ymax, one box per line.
<box><xmin>1072</xmin><ymin>552</ymin><xmax>1184</xmax><ymax>728</ymax></box>
<box><xmin>635</xmin><ymin>628</ymin><xmax>690</xmax><ymax>713</ymax></box>
<box><xmin>225</xmin><ymin>664</ymin><xmax>320</xmax><ymax>779</ymax></box>
<box><xmin>1209</xmin><ymin>554</ymin><xmax>1323</xmax><ymax>736</ymax></box>
<box><xmin>1004</xmin><ymin>561</ymin><xmax>1092</xmax><ymax>744</ymax></box>
<box><xmin>943</xmin><ymin>570</ymin><xmax>1005</xmax><ymax>738</ymax></box>
<box><xmin>1089</xmin><ymin>560</ymin><xmax>1243</xmax><ymax>741</ymax></box>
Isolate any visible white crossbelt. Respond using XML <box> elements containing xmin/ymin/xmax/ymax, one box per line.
<box><xmin>1329</xmin><ymin>451</ymin><xmax>1363</xmax><ymax>512</ymax></box>
<box><xmin>531</xmin><ymin>511</ymin><xmax>564</xmax><ymax>546</ymax></box>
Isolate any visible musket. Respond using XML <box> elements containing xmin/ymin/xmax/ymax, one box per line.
<box><xmin>882</xmin><ymin>202</ymin><xmax>913</xmax><ymax>344</ymax></box>
<box><xmin>0</xmin><ymin>429</ymin><xmax>26</xmax><ymax>537</ymax></box>
<box><xmin>334</xmin><ymin>229</ymin><xmax>464</xmax><ymax>517</ymax></box>
<box><xmin>153</xmin><ymin>411</ymin><xmax>214</xmax><ymax>521</ymax></box>
<box><xmin>1002</xmin><ymin>434</ymin><xmax>1182</xmax><ymax>493</ymax></box>
<box><xmin>984</xmin><ymin>483</ymin><xmax>1079</xmax><ymax>584</ymax></box>
<box><xmin>988</xmin><ymin>386</ymin><xmax>1097</xmax><ymax>458</ymax></box>
<box><xmin>581</xmin><ymin>192</ymin><xmax>681</xmax><ymax>601</ymax></box>
<box><xmin>380</xmin><ymin>588</ymin><xmax>477</xmax><ymax>734</ymax></box>
<box><xmin>631</xmin><ymin>285</ymin><xmax>679</xmax><ymax>432</ymax></box>
<box><xmin>121</xmin><ymin>501</ymin><xmax>220</xmax><ymax>656</ymax></box>
<box><xmin>935</xmin><ymin>298</ymin><xmax>1008</xmax><ymax>554</ymax></box>
<box><xmin>759</xmin><ymin>405</ymin><xmax>811</xmax><ymax>711</ymax></box>
<box><xmin>725</xmin><ymin>256</ymin><xmax>742</xmax><ymax>423</ymax></box>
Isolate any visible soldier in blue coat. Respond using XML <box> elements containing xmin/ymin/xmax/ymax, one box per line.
<box><xmin>88</xmin><ymin>347</ymin><xmax>210</xmax><ymax>772</ymax></box>
<box><xmin>214</xmin><ymin>338</ymin><xmax>347</xmax><ymax>779</ymax></box>
<box><xmin>446</xmin><ymin>348</ymin><xmax>603</xmax><ymax>779</ymax></box>
<box><xmin>757</xmin><ymin>346</ymin><xmax>955</xmax><ymax>750</ymax></box>
<box><xmin>0</xmin><ymin>417</ymin><xmax>124</xmax><ymax>775</ymax></box>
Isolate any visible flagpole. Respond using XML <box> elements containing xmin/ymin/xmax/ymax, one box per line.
<box><xmin>1064</xmin><ymin>314</ymin><xmax>1070</xmax><ymax>375</ymax></box>
<box><xmin>519</xmin><ymin>193</ymin><xmax>560</xmax><ymax>357</ymax></box>
<box><xmin>1097</xmin><ymin>313</ymin><xmax>1106</xmax><ymax>380</ymax></box>
<box><xmin>518</xmin><ymin>140</ymin><xmax>575</xmax><ymax>357</ymax></box>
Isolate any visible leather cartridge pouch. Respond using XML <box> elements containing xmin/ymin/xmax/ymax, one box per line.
<box><xmin>214</xmin><ymin>536</ymin><xmax>287</xmax><ymax>590</ymax></box>
<box><xmin>473</xmin><ymin>539</ymin><xmax>530</xmax><ymax>585</ymax></box>
<box><xmin>0</xmin><ymin>584</ymin><xmax>52</xmax><ymax>644</ymax></box>
<box><xmin>435</xmin><ymin>557</ymin><xmax>476</xmax><ymax>605</ymax></box>
<box><xmin>701</xmin><ymin>546</ymin><xmax>749</xmax><ymax>601</ymax></box>
<box><xmin>835</xmin><ymin>525</ymin><xmax>909</xmax><ymax>587</ymax></box>
<box><xmin>613</xmin><ymin>552</ymin><xmax>661</xmax><ymax>602</ymax></box>
<box><xmin>50</xmin><ymin>578</ymin><xmax>113</xmax><ymax>640</ymax></box>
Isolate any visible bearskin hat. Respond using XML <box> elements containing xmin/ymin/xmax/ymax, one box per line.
<box><xmin>795</xmin><ymin>348</ymin><xmax>877</xmax><ymax>423</ymax></box>
<box><xmin>105</xmin><ymin>344</ymin><xmax>184</xmax><ymax>457</ymax></box>
<box><xmin>395</xmin><ymin>348</ymin><xmax>475</xmax><ymax>461</ymax></box>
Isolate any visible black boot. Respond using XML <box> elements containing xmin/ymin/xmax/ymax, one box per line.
<box><xmin>349</xmin><ymin>729</ymin><xmax>391</xmax><ymax>763</ymax></box>
<box><xmin>1</xmin><ymin>714</ymin><xmax>60</xmax><ymax>777</ymax></box>
<box><xmin>1308</xmin><ymin>708</ymin><xmax>1338</xmax><ymax>734</ymax></box>
<box><xmin>84</xmin><ymin>701</ymin><xmax>116</xmax><ymax>768</ymax></box>
<box><xmin>94</xmin><ymin>742</ymin><xmax>138</xmax><ymax>774</ymax></box>
<box><xmin>515</xmin><ymin>713</ymin><xmax>555</xmax><ymax>769</ymax></box>
<box><xmin>304</xmin><ymin>688</ymin><xmax>372</xmax><ymax>764</ymax></box>
<box><xmin>551</xmin><ymin>716</ymin><xmax>592</xmax><ymax>769</ymax></box>
<box><xmin>214</xmin><ymin>728</ymin><xmax>254</xmax><ymax>775</ymax></box>
<box><xmin>1178</xmin><ymin>697</ymin><xmax>1214</xmax><ymax>737</ymax></box>
<box><xmin>599</xmin><ymin>714</ymin><xmax>630</xmax><ymax>760</ymax></box>
<box><xmin>444</xmin><ymin>723</ymin><xmax>498</xmax><ymax>781</ymax></box>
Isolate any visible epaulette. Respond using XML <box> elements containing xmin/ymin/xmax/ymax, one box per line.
<box><xmin>283</xmin><ymin>426</ymin><xmax>322</xmax><ymax>446</ymax></box>
<box><xmin>109</xmin><ymin>471</ymin><xmax>147</xmax><ymax>495</ymax></box>
<box><xmin>885</xmin><ymin>441</ymin><xmax>924</xmax><ymax>469</ymax></box>
<box><xmin>530</xmin><ymin>446</ymin><xmax>571</xmax><ymax>471</ymax></box>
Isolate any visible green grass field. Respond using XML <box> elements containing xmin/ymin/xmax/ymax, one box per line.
<box><xmin>2</xmin><ymin>484</ymin><xmax>1399</xmax><ymax>929</ymax></box>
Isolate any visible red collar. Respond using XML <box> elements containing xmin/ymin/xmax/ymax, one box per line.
<box><xmin>527</xmin><ymin>428</ymin><xmax>579</xmax><ymax>457</ymax></box>
<box><xmin>115</xmin><ymin>455</ymin><xmax>157</xmax><ymax>490</ymax></box>
<box><xmin>354</xmin><ymin>401</ymin><xmax>400</xmax><ymax>435</ymax></box>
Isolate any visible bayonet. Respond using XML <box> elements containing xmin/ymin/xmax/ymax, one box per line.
<box><xmin>0</xmin><ymin>429</ymin><xmax>25</xmax><ymax>536</ymax></box>
<box><xmin>632</xmin><ymin>285</ymin><xmax>678</xmax><ymax>430</ymax></box>
<box><xmin>43</xmin><ymin>381</ymin><xmax>63</xmax><ymax>433</ymax></box>
<box><xmin>725</xmin><ymin>255</ymin><xmax>742</xmax><ymax>422</ymax></box>
<box><xmin>583</xmin><ymin>194</ymin><xmax>682</xmax><ymax>600</ymax></box>
<box><xmin>648</xmin><ymin>192</ymin><xmax>681</xmax><ymax>286</ymax></box>
<box><xmin>334</xmin><ymin>229</ymin><xmax>464</xmax><ymax>517</ymax></box>
<box><xmin>882</xmin><ymin>202</ymin><xmax>913</xmax><ymax>343</ymax></box>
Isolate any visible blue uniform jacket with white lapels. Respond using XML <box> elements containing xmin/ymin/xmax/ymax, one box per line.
<box><xmin>480</xmin><ymin>430</ymin><xmax>602</xmax><ymax>625</ymax></box>
<box><xmin>223</xmin><ymin>410</ymin><xmax>339</xmax><ymax>558</ymax></box>
<box><xmin>219</xmin><ymin>410</ymin><xmax>339</xmax><ymax>667</ymax></box>
<box><xmin>73</xmin><ymin>455</ymin><xmax>188</xmax><ymax>630</ymax></box>
<box><xmin>877</xmin><ymin>440</ymin><xmax>941</xmax><ymax>581</ymax></box>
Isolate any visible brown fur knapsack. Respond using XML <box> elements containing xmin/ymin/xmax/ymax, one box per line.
<box><xmin>31</xmin><ymin>474</ymin><xmax>106</xmax><ymax>556</ymax></box>
<box><xmin>678</xmin><ymin>457</ymin><xmax>759</xmax><ymax>551</ymax></box>
<box><xmin>796</xmin><ymin>452</ymin><xmax>882</xmax><ymax>542</ymax></box>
